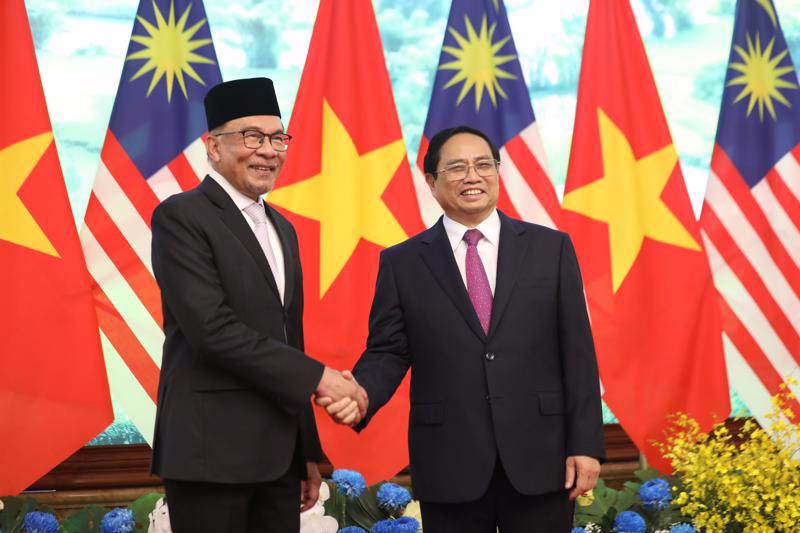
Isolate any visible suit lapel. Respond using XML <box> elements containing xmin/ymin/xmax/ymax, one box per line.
<box><xmin>265</xmin><ymin>204</ymin><xmax>295</xmax><ymax>311</ymax></box>
<box><xmin>200</xmin><ymin>177</ymin><xmax>282</xmax><ymax>302</ymax></box>
<box><xmin>420</xmin><ymin>218</ymin><xmax>487</xmax><ymax>341</ymax></box>
<box><xmin>488</xmin><ymin>211</ymin><xmax>529</xmax><ymax>337</ymax></box>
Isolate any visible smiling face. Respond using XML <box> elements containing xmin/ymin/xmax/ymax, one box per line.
<box><xmin>425</xmin><ymin>132</ymin><xmax>500</xmax><ymax>227</ymax></box>
<box><xmin>206</xmin><ymin>114</ymin><xmax>286</xmax><ymax>200</ymax></box>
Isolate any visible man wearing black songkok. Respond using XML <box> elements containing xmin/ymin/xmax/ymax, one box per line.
<box><xmin>150</xmin><ymin>78</ymin><xmax>364</xmax><ymax>533</ymax></box>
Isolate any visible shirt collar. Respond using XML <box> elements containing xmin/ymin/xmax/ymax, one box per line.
<box><xmin>208</xmin><ymin>168</ymin><xmax>264</xmax><ymax>212</ymax></box>
<box><xmin>442</xmin><ymin>209</ymin><xmax>500</xmax><ymax>251</ymax></box>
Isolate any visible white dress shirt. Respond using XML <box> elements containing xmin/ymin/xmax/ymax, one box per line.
<box><xmin>442</xmin><ymin>209</ymin><xmax>500</xmax><ymax>295</ymax></box>
<box><xmin>209</xmin><ymin>169</ymin><xmax>285</xmax><ymax>302</ymax></box>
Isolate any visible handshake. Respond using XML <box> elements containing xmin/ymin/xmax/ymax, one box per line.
<box><xmin>314</xmin><ymin>367</ymin><xmax>369</xmax><ymax>427</ymax></box>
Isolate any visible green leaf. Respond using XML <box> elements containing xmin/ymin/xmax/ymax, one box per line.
<box><xmin>623</xmin><ymin>481</ymin><xmax>642</xmax><ymax>494</ymax></box>
<box><xmin>347</xmin><ymin>482</ymin><xmax>391</xmax><ymax>529</ymax></box>
<box><xmin>634</xmin><ymin>467</ymin><xmax>662</xmax><ymax>482</ymax></box>
<box><xmin>323</xmin><ymin>482</ymin><xmax>347</xmax><ymax>525</ymax></box>
<box><xmin>0</xmin><ymin>496</ymin><xmax>26</xmax><ymax>533</ymax></box>
<box><xmin>6</xmin><ymin>497</ymin><xmax>40</xmax><ymax>533</ymax></box>
<box><xmin>613</xmin><ymin>488</ymin><xmax>638</xmax><ymax>511</ymax></box>
<box><xmin>129</xmin><ymin>492</ymin><xmax>164</xmax><ymax>529</ymax></box>
<box><xmin>62</xmin><ymin>505</ymin><xmax>108</xmax><ymax>533</ymax></box>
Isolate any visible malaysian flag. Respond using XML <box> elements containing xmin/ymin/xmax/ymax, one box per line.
<box><xmin>700</xmin><ymin>0</ymin><xmax>800</xmax><ymax>422</ymax></box>
<box><xmin>80</xmin><ymin>0</ymin><xmax>222</xmax><ymax>442</ymax></box>
<box><xmin>414</xmin><ymin>0</ymin><xmax>559</xmax><ymax>228</ymax></box>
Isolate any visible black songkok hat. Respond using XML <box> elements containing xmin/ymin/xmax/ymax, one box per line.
<box><xmin>204</xmin><ymin>77</ymin><xmax>281</xmax><ymax>131</ymax></box>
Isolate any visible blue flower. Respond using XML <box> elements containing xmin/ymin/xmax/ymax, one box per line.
<box><xmin>670</xmin><ymin>524</ymin><xmax>696</xmax><ymax>533</ymax></box>
<box><xmin>370</xmin><ymin>520</ymin><xmax>394</xmax><ymax>533</ymax></box>
<box><xmin>369</xmin><ymin>517</ymin><xmax>419</xmax><ymax>533</ymax></box>
<box><xmin>572</xmin><ymin>529</ymin><xmax>587</xmax><ymax>533</ymax></box>
<box><xmin>376</xmin><ymin>482</ymin><xmax>412</xmax><ymax>511</ymax></box>
<box><xmin>390</xmin><ymin>516</ymin><xmax>419</xmax><ymax>533</ymax></box>
<box><xmin>332</xmin><ymin>469</ymin><xmax>367</xmax><ymax>498</ymax></box>
<box><xmin>100</xmin><ymin>508</ymin><xmax>135</xmax><ymax>533</ymax></box>
<box><xmin>338</xmin><ymin>528</ymin><xmax>367</xmax><ymax>533</ymax></box>
<box><xmin>639</xmin><ymin>478</ymin><xmax>672</xmax><ymax>509</ymax></box>
<box><xmin>22</xmin><ymin>511</ymin><xmax>59</xmax><ymax>533</ymax></box>
<box><xmin>613</xmin><ymin>511</ymin><xmax>646</xmax><ymax>533</ymax></box>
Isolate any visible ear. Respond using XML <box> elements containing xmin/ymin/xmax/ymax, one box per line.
<box><xmin>425</xmin><ymin>173</ymin><xmax>437</xmax><ymax>194</ymax></box>
<box><xmin>206</xmin><ymin>135</ymin><xmax>222</xmax><ymax>163</ymax></box>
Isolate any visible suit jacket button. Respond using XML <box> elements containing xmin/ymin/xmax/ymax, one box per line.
<box><xmin>485</xmin><ymin>395</ymin><xmax>491</xmax><ymax>403</ymax></box>
<box><xmin>485</xmin><ymin>352</ymin><xmax>495</xmax><ymax>361</ymax></box>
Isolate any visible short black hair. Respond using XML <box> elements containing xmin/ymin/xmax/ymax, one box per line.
<box><xmin>423</xmin><ymin>125</ymin><xmax>500</xmax><ymax>176</ymax></box>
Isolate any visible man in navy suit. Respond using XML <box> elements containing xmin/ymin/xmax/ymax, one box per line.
<box><xmin>321</xmin><ymin>125</ymin><xmax>605</xmax><ymax>532</ymax></box>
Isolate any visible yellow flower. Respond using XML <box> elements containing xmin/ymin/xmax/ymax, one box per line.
<box><xmin>577</xmin><ymin>489</ymin><xmax>594</xmax><ymax>507</ymax></box>
<box><xmin>657</xmin><ymin>382</ymin><xmax>800</xmax><ymax>530</ymax></box>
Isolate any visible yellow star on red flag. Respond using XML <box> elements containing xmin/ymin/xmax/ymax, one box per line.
<box><xmin>562</xmin><ymin>108</ymin><xmax>699</xmax><ymax>292</ymax></box>
<box><xmin>268</xmin><ymin>99</ymin><xmax>408</xmax><ymax>297</ymax></box>
<box><xmin>0</xmin><ymin>132</ymin><xmax>59</xmax><ymax>257</ymax></box>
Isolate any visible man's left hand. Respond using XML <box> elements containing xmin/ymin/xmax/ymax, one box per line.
<box><xmin>301</xmin><ymin>462</ymin><xmax>322</xmax><ymax>511</ymax></box>
<box><xmin>565</xmin><ymin>455</ymin><xmax>601</xmax><ymax>501</ymax></box>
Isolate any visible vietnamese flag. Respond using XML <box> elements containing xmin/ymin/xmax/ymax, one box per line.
<box><xmin>267</xmin><ymin>0</ymin><xmax>425</xmax><ymax>482</ymax></box>
<box><xmin>561</xmin><ymin>0</ymin><xmax>729</xmax><ymax>471</ymax></box>
<box><xmin>0</xmin><ymin>0</ymin><xmax>113</xmax><ymax>494</ymax></box>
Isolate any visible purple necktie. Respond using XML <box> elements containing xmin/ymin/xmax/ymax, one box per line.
<box><xmin>463</xmin><ymin>229</ymin><xmax>492</xmax><ymax>334</ymax></box>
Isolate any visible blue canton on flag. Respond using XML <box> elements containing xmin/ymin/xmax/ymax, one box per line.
<box><xmin>111</xmin><ymin>0</ymin><xmax>222</xmax><ymax>178</ymax></box>
<box><xmin>700</xmin><ymin>0</ymin><xmax>800</xmax><ymax>426</ymax></box>
<box><xmin>414</xmin><ymin>0</ymin><xmax>560</xmax><ymax>228</ymax></box>
<box><xmin>80</xmin><ymin>0</ymin><xmax>223</xmax><ymax>444</ymax></box>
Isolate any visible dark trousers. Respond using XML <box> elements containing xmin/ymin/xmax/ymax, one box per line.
<box><xmin>420</xmin><ymin>457</ymin><xmax>574</xmax><ymax>533</ymax></box>
<box><xmin>164</xmin><ymin>465</ymin><xmax>302</xmax><ymax>533</ymax></box>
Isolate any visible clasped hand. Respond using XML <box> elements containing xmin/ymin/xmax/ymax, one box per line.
<box><xmin>314</xmin><ymin>368</ymin><xmax>368</xmax><ymax>426</ymax></box>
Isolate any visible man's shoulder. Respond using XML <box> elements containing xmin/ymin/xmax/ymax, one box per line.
<box><xmin>152</xmin><ymin>185</ymin><xmax>211</xmax><ymax>224</ymax></box>
<box><xmin>380</xmin><ymin>224</ymin><xmax>438</xmax><ymax>260</ymax></box>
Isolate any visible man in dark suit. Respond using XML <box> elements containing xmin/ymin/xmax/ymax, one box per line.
<box><xmin>322</xmin><ymin>125</ymin><xmax>605</xmax><ymax>532</ymax></box>
<box><xmin>150</xmin><ymin>78</ymin><xmax>362</xmax><ymax>533</ymax></box>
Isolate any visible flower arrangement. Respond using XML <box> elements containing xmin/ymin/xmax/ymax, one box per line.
<box><xmin>0</xmin><ymin>473</ymin><xmax>419</xmax><ymax>533</ymax></box>
<box><xmin>574</xmin><ymin>383</ymin><xmax>800</xmax><ymax>532</ymax></box>
<box><xmin>6</xmin><ymin>384</ymin><xmax>797</xmax><ymax>533</ymax></box>
<box><xmin>657</xmin><ymin>381</ymin><xmax>800</xmax><ymax>532</ymax></box>
<box><xmin>0</xmin><ymin>493</ymin><xmax>164</xmax><ymax>533</ymax></box>
<box><xmin>571</xmin><ymin>469</ymin><xmax>693</xmax><ymax>532</ymax></box>
<box><xmin>301</xmin><ymin>480</ymin><xmax>339</xmax><ymax>533</ymax></box>
<box><xmin>325</xmin><ymin>469</ymin><xmax>421</xmax><ymax>533</ymax></box>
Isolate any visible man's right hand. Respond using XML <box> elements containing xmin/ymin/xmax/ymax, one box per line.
<box><xmin>316</xmin><ymin>367</ymin><xmax>359</xmax><ymax>402</ymax></box>
<box><xmin>315</xmin><ymin>369</ymin><xmax>368</xmax><ymax>426</ymax></box>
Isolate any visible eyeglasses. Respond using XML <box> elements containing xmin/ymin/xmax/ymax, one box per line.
<box><xmin>435</xmin><ymin>159</ymin><xmax>500</xmax><ymax>182</ymax></box>
<box><xmin>212</xmin><ymin>129</ymin><xmax>293</xmax><ymax>151</ymax></box>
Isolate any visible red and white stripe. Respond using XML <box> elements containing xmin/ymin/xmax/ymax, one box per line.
<box><xmin>80</xmin><ymin>133</ymin><xmax>209</xmax><ymax>444</ymax></box>
<box><xmin>700</xmin><ymin>143</ymin><xmax>800</xmax><ymax>426</ymax></box>
<box><xmin>413</xmin><ymin>121</ymin><xmax>561</xmax><ymax>229</ymax></box>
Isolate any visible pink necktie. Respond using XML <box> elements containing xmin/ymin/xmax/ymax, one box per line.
<box><xmin>243</xmin><ymin>202</ymin><xmax>283</xmax><ymax>301</ymax></box>
<box><xmin>463</xmin><ymin>229</ymin><xmax>492</xmax><ymax>334</ymax></box>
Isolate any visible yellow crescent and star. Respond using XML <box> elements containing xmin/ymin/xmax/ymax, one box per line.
<box><xmin>439</xmin><ymin>11</ymin><xmax>517</xmax><ymax>111</ymax></box>
<box><xmin>267</xmin><ymin>100</ymin><xmax>408</xmax><ymax>298</ymax></box>
<box><xmin>725</xmin><ymin>0</ymin><xmax>799</xmax><ymax>123</ymax></box>
<box><xmin>126</xmin><ymin>0</ymin><xmax>215</xmax><ymax>102</ymax></box>
<box><xmin>562</xmin><ymin>109</ymin><xmax>700</xmax><ymax>293</ymax></box>
<box><xmin>0</xmin><ymin>132</ymin><xmax>60</xmax><ymax>258</ymax></box>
